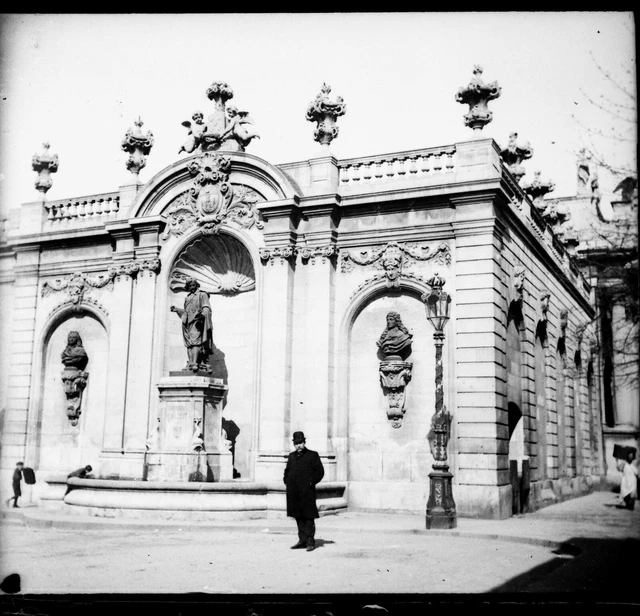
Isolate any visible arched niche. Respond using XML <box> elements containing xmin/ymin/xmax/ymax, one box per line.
<box><xmin>163</xmin><ymin>231</ymin><xmax>257</xmax><ymax>480</ymax></box>
<box><xmin>343</xmin><ymin>285</ymin><xmax>435</xmax><ymax>513</ymax></box>
<box><xmin>36</xmin><ymin>312</ymin><xmax>109</xmax><ymax>473</ymax></box>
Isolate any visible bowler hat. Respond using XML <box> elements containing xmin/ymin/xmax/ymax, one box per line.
<box><xmin>292</xmin><ymin>431</ymin><xmax>306</xmax><ymax>443</ymax></box>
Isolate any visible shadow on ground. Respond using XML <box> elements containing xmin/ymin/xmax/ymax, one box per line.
<box><xmin>489</xmin><ymin>536</ymin><xmax>640</xmax><ymax>600</ymax></box>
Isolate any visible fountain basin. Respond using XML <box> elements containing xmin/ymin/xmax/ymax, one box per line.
<box><xmin>56</xmin><ymin>478</ymin><xmax>347</xmax><ymax>521</ymax></box>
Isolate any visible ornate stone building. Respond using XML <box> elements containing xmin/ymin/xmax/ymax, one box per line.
<box><xmin>0</xmin><ymin>77</ymin><xmax>609</xmax><ymax>520</ymax></box>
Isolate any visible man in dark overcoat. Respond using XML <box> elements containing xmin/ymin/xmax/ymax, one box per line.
<box><xmin>283</xmin><ymin>431</ymin><xmax>324</xmax><ymax>552</ymax></box>
<box><xmin>6</xmin><ymin>461</ymin><xmax>23</xmax><ymax>508</ymax></box>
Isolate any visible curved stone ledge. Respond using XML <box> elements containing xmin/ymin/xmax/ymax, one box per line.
<box><xmin>62</xmin><ymin>479</ymin><xmax>347</xmax><ymax>518</ymax></box>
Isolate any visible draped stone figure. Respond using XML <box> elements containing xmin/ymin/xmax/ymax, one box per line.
<box><xmin>170</xmin><ymin>277</ymin><xmax>213</xmax><ymax>372</ymax></box>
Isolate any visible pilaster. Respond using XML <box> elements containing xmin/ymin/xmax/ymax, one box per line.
<box><xmin>102</xmin><ymin>224</ymin><xmax>135</xmax><ymax>451</ymax></box>
<box><xmin>122</xmin><ymin>218</ymin><xmax>164</xmax><ymax>451</ymax></box>
<box><xmin>0</xmin><ymin>245</ymin><xmax>40</xmax><ymax>464</ymax></box>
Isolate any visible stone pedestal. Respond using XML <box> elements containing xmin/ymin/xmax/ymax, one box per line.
<box><xmin>426</xmin><ymin>465</ymin><xmax>457</xmax><ymax>529</ymax></box>
<box><xmin>146</xmin><ymin>375</ymin><xmax>232</xmax><ymax>482</ymax></box>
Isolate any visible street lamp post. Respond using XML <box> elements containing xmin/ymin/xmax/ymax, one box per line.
<box><xmin>422</xmin><ymin>273</ymin><xmax>457</xmax><ymax>529</ymax></box>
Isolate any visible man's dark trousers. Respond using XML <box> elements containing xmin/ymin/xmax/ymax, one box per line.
<box><xmin>296</xmin><ymin>518</ymin><xmax>316</xmax><ymax>545</ymax></box>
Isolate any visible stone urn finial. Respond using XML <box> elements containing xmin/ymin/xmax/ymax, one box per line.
<box><xmin>500</xmin><ymin>132</ymin><xmax>533</xmax><ymax>183</ymax></box>
<box><xmin>121</xmin><ymin>116</ymin><xmax>154</xmax><ymax>179</ymax></box>
<box><xmin>455</xmin><ymin>65</ymin><xmax>501</xmax><ymax>132</ymax></box>
<box><xmin>523</xmin><ymin>170</ymin><xmax>555</xmax><ymax>211</ymax></box>
<box><xmin>32</xmin><ymin>142</ymin><xmax>59</xmax><ymax>200</ymax></box>
<box><xmin>306</xmin><ymin>83</ymin><xmax>347</xmax><ymax>149</ymax></box>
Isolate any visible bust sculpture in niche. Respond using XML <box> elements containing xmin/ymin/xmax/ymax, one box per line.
<box><xmin>376</xmin><ymin>311</ymin><xmax>413</xmax><ymax>361</ymax></box>
<box><xmin>61</xmin><ymin>330</ymin><xmax>89</xmax><ymax>370</ymax></box>
<box><xmin>60</xmin><ymin>331</ymin><xmax>89</xmax><ymax>426</ymax></box>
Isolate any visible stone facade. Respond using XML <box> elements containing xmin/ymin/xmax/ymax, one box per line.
<box><xmin>0</xmin><ymin>135</ymin><xmax>605</xmax><ymax>519</ymax></box>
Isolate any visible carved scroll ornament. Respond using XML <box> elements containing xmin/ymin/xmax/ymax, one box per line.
<box><xmin>342</xmin><ymin>241</ymin><xmax>450</xmax><ymax>288</ymax></box>
<box><xmin>162</xmin><ymin>152</ymin><xmax>265</xmax><ymax>239</ymax></box>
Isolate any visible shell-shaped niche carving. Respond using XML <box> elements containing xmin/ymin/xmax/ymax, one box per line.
<box><xmin>170</xmin><ymin>234</ymin><xmax>255</xmax><ymax>295</ymax></box>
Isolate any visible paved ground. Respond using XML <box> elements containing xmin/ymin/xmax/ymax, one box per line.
<box><xmin>0</xmin><ymin>490</ymin><xmax>638</xmax><ymax>610</ymax></box>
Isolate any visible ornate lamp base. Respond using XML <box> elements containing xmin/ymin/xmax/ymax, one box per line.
<box><xmin>426</xmin><ymin>465</ymin><xmax>457</xmax><ymax>529</ymax></box>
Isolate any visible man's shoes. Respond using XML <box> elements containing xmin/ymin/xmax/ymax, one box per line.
<box><xmin>290</xmin><ymin>542</ymin><xmax>306</xmax><ymax>550</ymax></box>
<box><xmin>306</xmin><ymin>542</ymin><xmax>315</xmax><ymax>552</ymax></box>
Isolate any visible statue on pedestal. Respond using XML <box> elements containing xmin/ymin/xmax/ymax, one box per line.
<box><xmin>170</xmin><ymin>277</ymin><xmax>213</xmax><ymax>373</ymax></box>
<box><xmin>60</xmin><ymin>331</ymin><xmax>89</xmax><ymax>426</ymax></box>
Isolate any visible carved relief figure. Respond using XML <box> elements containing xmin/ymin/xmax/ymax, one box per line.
<box><xmin>170</xmin><ymin>277</ymin><xmax>213</xmax><ymax>373</ymax></box>
<box><xmin>60</xmin><ymin>331</ymin><xmax>89</xmax><ymax>426</ymax></box>
<box><xmin>377</xmin><ymin>311</ymin><xmax>413</xmax><ymax>360</ymax></box>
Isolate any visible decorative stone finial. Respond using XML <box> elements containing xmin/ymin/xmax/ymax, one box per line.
<box><xmin>455</xmin><ymin>65</ymin><xmax>501</xmax><ymax>132</ymax></box>
<box><xmin>179</xmin><ymin>81</ymin><xmax>259</xmax><ymax>154</ymax></box>
<box><xmin>523</xmin><ymin>171</ymin><xmax>555</xmax><ymax>211</ymax></box>
<box><xmin>500</xmin><ymin>132</ymin><xmax>533</xmax><ymax>183</ymax></box>
<box><xmin>306</xmin><ymin>83</ymin><xmax>347</xmax><ymax>148</ymax></box>
<box><xmin>32</xmin><ymin>142</ymin><xmax>59</xmax><ymax>199</ymax></box>
<box><xmin>121</xmin><ymin>117</ymin><xmax>154</xmax><ymax>179</ymax></box>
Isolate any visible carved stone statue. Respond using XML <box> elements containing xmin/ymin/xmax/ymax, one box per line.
<box><xmin>378</xmin><ymin>312</ymin><xmax>413</xmax><ymax>428</ymax></box>
<box><xmin>60</xmin><ymin>331</ymin><xmax>89</xmax><ymax>426</ymax></box>
<box><xmin>170</xmin><ymin>277</ymin><xmax>213</xmax><ymax>373</ymax></box>
<box><xmin>377</xmin><ymin>311</ymin><xmax>413</xmax><ymax>361</ymax></box>
<box><xmin>179</xmin><ymin>111</ymin><xmax>208</xmax><ymax>154</ymax></box>
<box><xmin>179</xmin><ymin>82</ymin><xmax>259</xmax><ymax>154</ymax></box>
<box><xmin>221</xmin><ymin>106</ymin><xmax>260</xmax><ymax>149</ymax></box>
<box><xmin>576</xmin><ymin>148</ymin><xmax>593</xmax><ymax>194</ymax></box>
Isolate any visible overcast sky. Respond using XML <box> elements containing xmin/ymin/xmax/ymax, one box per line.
<box><xmin>0</xmin><ymin>12</ymin><xmax>636</xmax><ymax>217</ymax></box>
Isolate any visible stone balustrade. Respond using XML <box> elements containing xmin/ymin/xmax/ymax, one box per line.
<box><xmin>43</xmin><ymin>192</ymin><xmax>121</xmax><ymax>223</ymax></box>
<box><xmin>338</xmin><ymin>146</ymin><xmax>456</xmax><ymax>186</ymax></box>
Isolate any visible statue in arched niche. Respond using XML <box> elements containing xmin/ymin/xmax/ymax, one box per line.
<box><xmin>170</xmin><ymin>277</ymin><xmax>213</xmax><ymax>373</ymax></box>
<box><xmin>377</xmin><ymin>311</ymin><xmax>413</xmax><ymax>360</ymax></box>
<box><xmin>60</xmin><ymin>331</ymin><xmax>89</xmax><ymax>426</ymax></box>
<box><xmin>377</xmin><ymin>311</ymin><xmax>414</xmax><ymax>428</ymax></box>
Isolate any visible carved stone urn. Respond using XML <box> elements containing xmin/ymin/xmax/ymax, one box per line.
<box><xmin>32</xmin><ymin>142</ymin><xmax>59</xmax><ymax>199</ymax></box>
<box><xmin>121</xmin><ymin>117</ymin><xmax>154</xmax><ymax>179</ymax></box>
<box><xmin>455</xmin><ymin>65</ymin><xmax>501</xmax><ymax>132</ymax></box>
<box><xmin>500</xmin><ymin>132</ymin><xmax>533</xmax><ymax>183</ymax></box>
<box><xmin>306</xmin><ymin>83</ymin><xmax>347</xmax><ymax>148</ymax></box>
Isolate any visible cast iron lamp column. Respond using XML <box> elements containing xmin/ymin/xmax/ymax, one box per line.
<box><xmin>422</xmin><ymin>273</ymin><xmax>457</xmax><ymax>529</ymax></box>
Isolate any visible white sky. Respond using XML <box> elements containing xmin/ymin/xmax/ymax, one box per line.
<box><xmin>0</xmin><ymin>12</ymin><xmax>636</xmax><ymax>217</ymax></box>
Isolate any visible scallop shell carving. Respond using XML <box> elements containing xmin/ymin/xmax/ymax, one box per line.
<box><xmin>170</xmin><ymin>234</ymin><xmax>255</xmax><ymax>295</ymax></box>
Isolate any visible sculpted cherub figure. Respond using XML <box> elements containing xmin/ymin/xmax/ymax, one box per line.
<box><xmin>222</xmin><ymin>105</ymin><xmax>260</xmax><ymax>148</ymax></box>
<box><xmin>179</xmin><ymin>111</ymin><xmax>207</xmax><ymax>154</ymax></box>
